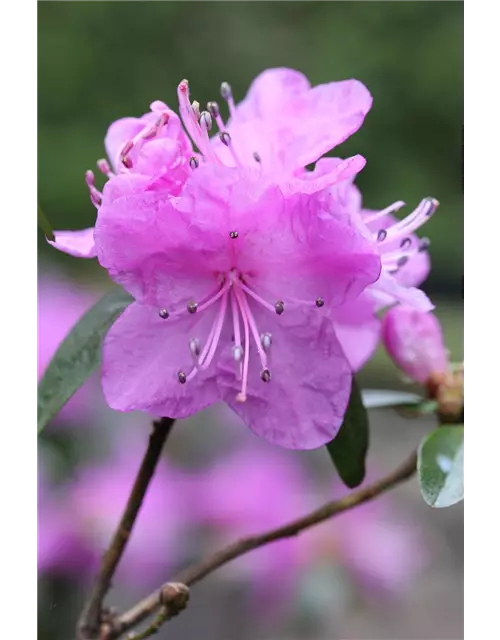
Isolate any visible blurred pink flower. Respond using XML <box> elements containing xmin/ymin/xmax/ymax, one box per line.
<box><xmin>38</xmin><ymin>432</ymin><xmax>194</xmax><ymax>586</ymax></box>
<box><xmin>37</xmin><ymin>274</ymin><xmax>98</xmax><ymax>425</ymax></box>
<box><xmin>381</xmin><ymin>306</ymin><xmax>448</xmax><ymax>384</ymax></box>
<box><xmin>196</xmin><ymin>443</ymin><xmax>426</xmax><ymax>616</ymax></box>
<box><xmin>49</xmin><ymin>68</ymin><xmax>384</xmax><ymax>450</ymax></box>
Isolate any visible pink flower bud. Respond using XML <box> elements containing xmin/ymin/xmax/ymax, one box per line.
<box><xmin>381</xmin><ymin>306</ymin><xmax>448</xmax><ymax>384</ymax></box>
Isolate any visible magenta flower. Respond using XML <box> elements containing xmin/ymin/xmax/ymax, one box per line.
<box><xmin>317</xmin><ymin>168</ymin><xmax>437</xmax><ymax>370</ymax></box>
<box><xmin>49</xmin><ymin>68</ymin><xmax>384</xmax><ymax>449</ymax></box>
<box><xmin>38</xmin><ymin>274</ymin><xmax>98</xmax><ymax>424</ymax></box>
<box><xmin>381</xmin><ymin>306</ymin><xmax>449</xmax><ymax>384</ymax></box>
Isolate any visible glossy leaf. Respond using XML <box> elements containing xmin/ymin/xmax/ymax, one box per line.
<box><xmin>362</xmin><ymin>389</ymin><xmax>423</xmax><ymax>409</ymax></box>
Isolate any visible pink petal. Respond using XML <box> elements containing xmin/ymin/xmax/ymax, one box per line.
<box><xmin>48</xmin><ymin>228</ymin><xmax>97</xmax><ymax>258</ymax></box>
<box><xmin>217</xmin><ymin>306</ymin><xmax>352</xmax><ymax>450</ymax></box>
<box><xmin>284</xmin><ymin>155</ymin><xmax>366</xmax><ymax>196</ymax></box>
<box><xmin>95</xmin><ymin>180</ymin><xmax>227</xmax><ymax>306</ymax></box>
<box><xmin>102</xmin><ymin>302</ymin><xmax>220</xmax><ymax>417</ymax></box>
<box><xmin>373</xmin><ymin>272</ymin><xmax>434</xmax><ymax>312</ymax></box>
<box><xmin>234</xmin><ymin>68</ymin><xmax>312</xmax><ymax>122</ymax></box>
<box><xmin>229</xmin><ymin>68</ymin><xmax>372</xmax><ymax>170</ymax></box>
<box><xmin>104</xmin><ymin>117</ymin><xmax>146</xmax><ymax>173</ymax></box>
<box><xmin>331</xmin><ymin>296</ymin><xmax>381</xmax><ymax>371</ymax></box>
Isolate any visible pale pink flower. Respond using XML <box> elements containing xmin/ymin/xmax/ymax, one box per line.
<box><xmin>49</xmin><ymin>69</ymin><xmax>383</xmax><ymax>449</ymax></box>
<box><xmin>381</xmin><ymin>306</ymin><xmax>448</xmax><ymax>384</ymax></box>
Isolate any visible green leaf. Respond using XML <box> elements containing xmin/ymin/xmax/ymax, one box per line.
<box><xmin>326</xmin><ymin>378</ymin><xmax>369</xmax><ymax>488</ymax></box>
<box><xmin>417</xmin><ymin>426</ymin><xmax>464</xmax><ymax>508</ymax></box>
<box><xmin>37</xmin><ymin>286</ymin><xmax>134</xmax><ymax>434</ymax></box>
<box><xmin>38</xmin><ymin>204</ymin><xmax>55</xmax><ymax>241</ymax></box>
<box><xmin>362</xmin><ymin>389</ymin><xmax>423</xmax><ymax>409</ymax></box>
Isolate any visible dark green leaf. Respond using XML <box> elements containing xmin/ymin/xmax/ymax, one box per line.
<box><xmin>362</xmin><ymin>389</ymin><xmax>423</xmax><ymax>409</ymax></box>
<box><xmin>326</xmin><ymin>378</ymin><xmax>369</xmax><ymax>488</ymax></box>
<box><xmin>38</xmin><ymin>204</ymin><xmax>55</xmax><ymax>241</ymax></box>
<box><xmin>417</xmin><ymin>425</ymin><xmax>464</xmax><ymax>508</ymax></box>
<box><xmin>37</xmin><ymin>286</ymin><xmax>134</xmax><ymax>434</ymax></box>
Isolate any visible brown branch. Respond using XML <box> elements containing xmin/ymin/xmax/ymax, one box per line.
<box><xmin>109</xmin><ymin>448</ymin><xmax>418</xmax><ymax>639</ymax></box>
<box><xmin>76</xmin><ymin>417</ymin><xmax>176</xmax><ymax>640</ymax></box>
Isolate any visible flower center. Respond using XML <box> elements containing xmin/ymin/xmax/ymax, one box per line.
<box><xmin>158</xmin><ymin>268</ymin><xmax>324</xmax><ymax>402</ymax></box>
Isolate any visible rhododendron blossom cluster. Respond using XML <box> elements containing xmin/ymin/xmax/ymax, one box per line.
<box><xmin>49</xmin><ymin>68</ymin><xmax>437</xmax><ymax>449</ymax></box>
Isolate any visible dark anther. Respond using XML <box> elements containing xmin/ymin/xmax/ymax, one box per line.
<box><xmin>400</xmin><ymin>237</ymin><xmax>412</xmax><ymax>249</ymax></box>
<box><xmin>424</xmin><ymin>197</ymin><xmax>439</xmax><ymax>216</ymax></box>
<box><xmin>220</xmin><ymin>81</ymin><xmax>232</xmax><ymax>100</ymax></box>
<box><xmin>397</xmin><ymin>256</ymin><xmax>409</xmax><ymax>267</ymax></box>
<box><xmin>252</xmin><ymin>151</ymin><xmax>261</xmax><ymax>163</ymax></box>
<box><xmin>377</xmin><ymin>229</ymin><xmax>387</xmax><ymax>242</ymax></box>
<box><xmin>261</xmin><ymin>369</ymin><xmax>272</xmax><ymax>383</ymax></box>
<box><xmin>159</xmin><ymin>309</ymin><xmax>169</xmax><ymax>319</ymax></box>
<box><xmin>177</xmin><ymin>371</ymin><xmax>187</xmax><ymax>384</ymax></box>
<box><xmin>229</xmin><ymin>230</ymin><xmax>239</xmax><ymax>239</ymax></box>
<box><xmin>219</xmin><ymin>132</ymin><xmax>231</xmax><ymax>146</ymax></box>
<box><xmin>275</xmin><ymin>300</ymin><xmax>285</xmax><ymax>315</ymax></box>
<box><xmin>121</xmin><ymin>155</ymin><xmax>133</xmax><ymax>169</ymax></box>
<box><xmin>200</xmin><ymin>111</ymin><xmax>212</xmax><ymax>131</ymax></box>
<box><xmin>315</xmin><ymin>297</ymin><xmax>325</xmax><ymax>308</ymax></box>
<box><xmin>207</xmin><ymin>101</ymin><xmax>220</xmax><ymax>118</ymax></box>
<box><xmin>189</xmin><ymin>156</ymin><xmax>199</xmax><ymax>169</ymax></box>
<box><xmin>187</xmin><ymin>301</ymin><xmax>198</xmax><ymax>314</ymax></box>
<box><xmin>419</xmin><ymin>237</ymin><xmax>431</xmax><ymax>252</ymax></box>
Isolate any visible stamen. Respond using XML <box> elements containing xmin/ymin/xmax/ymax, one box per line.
<box><xmin>207</xmin><ymin>101</ymin><xmax>220</xmax><ymax>118</ymax></box>
<box><xmin>232</xmin><ymin>345</ymin><xmax>244</xmax><ymax>362</ymax></box>
<box><xmin>400</xmin><ymin>237</ymin><xmax>412</xmax><ymax>249</ymax></box>
<box><xmin>189</xmin><ymin>338</ymin><xmax>201</xmax><ymax>358</ymax></box>
<box><xmin>377</xmin><ymin>229</ymin><xmax>387</xmax><ymax>242</ymax></box>
<box><xmin>261</xmin><ymin>333</ymin><xmax>272</xmax><ymax>351</ymax></box>
<box><xmin>419</xmin><ymin>237</ymin><xmax>431</xmax><ymax>252</ymax></box>
<box><xmin>189</xmin><ymin>156</ymin><xmax>200</xmax><ymax>170</ymax></box>
<box><xmin>261</xmin><ymin>369</ymin><xmax>272</xmax><ymax>383</ymax></box>
<box><xmin>231</xmin><ymin>290</ymin><xmax>243</xmax><ymax>379</ymax></box>
<box><xmin>275</xmin><ymin>300</ymin><xmax>285</xmax><ymax>315</ymax></box>
<box><xmin>235</xmin><ymin>288</ymin><xmax>268</xmax><ymax>373</ymax></box>
<box><xmin>187</xmin><ymin>301</ymin><xmax>198</xmax><ymax>314</ymax></box>
<box><xmin>364</xmin><ymin>201</ymin><xmax>406</xmax><ymax>224</ymax></box>
<box><xmin>237</xmin><ymin>280</ymin><xmax>277</xmax><ymax>313</ymax></box>
<box><xmin>315</xmin><ymin>297</ymin><xmax>325</xmax><ymax>308</ymax></box>
<box><xmin>220</xmin><ymin>81</ymin><xmax>236</xmax><ymax>117</ymax></box>
<box><xmin>96</xmin><ymin>159</ymin><xmax>114</xmax><ymax>178</ymax></box>
<box><xmin>159</xmin><ymin>309</ymin><xmax>169</xmax><ymax>319</ymax></box>
<box><xmin>191</xmin><ymin>101</ymin><xmax>201</xmax><ymax>120</ymax></box>
<box><xmin>234</xmin><ymin>289</ymin><xmax>251</xmax><ymax>403</ymax></box>
<box><xmin>85</xmin><ymin>170</ymin><xmax>102</xmax><ymax>207</ymax></box>
<box><xmin>198</xmin><ymin>290</ymin><xmax>228</xmax><ymax>371</ymax></box>
<box><xmin>178</xmin><ymin>371</ymin><xmax>187</xmax><ymax>384</ymax></box>
<box><xmin>200</xmin><ymin>111</ymin><xmax>212</xmax><ymax>132</ymax></box>
<box><xmin>229</xmin><ymin>231</ymin><xmax>239</xmax><ymax>239</ymax></box>
<box><xmin>218</xmin><ymin>131</ymin><xmax>243</xmax><ymax>166</ymax></box>
<box><xmin>397</xmin><ymin>256</ymin><xmax>409</xmax><ymax>267</ymax></box>
<box><xmin>252</xmin><ymin>152</ymin><xmax>261</xmax><ymax>164</ymax></box>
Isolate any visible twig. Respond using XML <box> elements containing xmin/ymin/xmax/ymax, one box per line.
<box><xmin>109</xmin><ymin>449</ymin><xmax>418</xmax><ymax>639</ymax></box>
<box><xmin>76</xmin><ymin>417</ymin><xmax>176</xmax><ymax>640</ymax></box>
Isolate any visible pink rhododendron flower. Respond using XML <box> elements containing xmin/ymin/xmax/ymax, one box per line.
<box><xmin>381</xmin><ymin>306</ymin><xmax>448</xmax><ymax>384</ymax></box>
<box><xmin>48</xmin><ymin>68</ymin><xmax>437</xmax><ymax>448</ymax></box>
<box><xmin>38</xmin><ymin>274</ymin><xmax>98</xmax><ymax>424</ymax></box>
<box><xmin>49</xmin><ymin>68</ymin><xmax>383</xmax><ymax>449</ymax></box>
<box><xmin>196</xmin><ymin>445</ymin><xmax>425</xmax><ymax>617</ymax></box>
